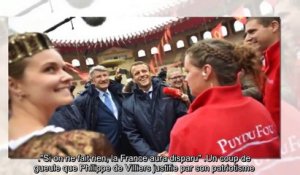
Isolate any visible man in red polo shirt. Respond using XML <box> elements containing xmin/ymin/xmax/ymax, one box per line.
<box><xmin>245</xmin><ymin>17</ymin><xmax>280</xmax><ymax>132</ymax></box>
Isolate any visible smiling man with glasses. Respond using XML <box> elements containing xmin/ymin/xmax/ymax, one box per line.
<box><xmin>167</xmin><ymin>67</ymin><xmax>194</xmax><ymax>105</ymax></box>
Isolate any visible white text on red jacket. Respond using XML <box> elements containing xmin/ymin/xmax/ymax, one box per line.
<box><xmin>217</xmin><ymin>124</ymin><xmax>277</xmax><ymax>155</ymax></box>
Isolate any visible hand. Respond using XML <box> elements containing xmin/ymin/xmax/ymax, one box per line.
<box><xmin>158</xmin><ymin>151</ymin><xmax>169</xmax><ymax>157</ymax></box>
<box><xmin>114</xmin><ymin>68</ymin><xmax>122</xmax><ymax>82</ymax></box>
<box><xmin>181</xmin><ymin>93</ymin><xmax>191</xmax><ymax>106</ymax></box>
<box><xmin>181</xmin><ymin>94</ymin><xmax>189</xmax><ymax>102</ymax></box>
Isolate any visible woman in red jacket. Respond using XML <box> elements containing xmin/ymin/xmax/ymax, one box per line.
<box><xmin>169</xmin><ymin>39</ymin><xmax>279</xmax><ymax>158</ymax></box>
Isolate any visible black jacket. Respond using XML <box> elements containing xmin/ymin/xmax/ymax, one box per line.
<box><xmin>122</xmin><ymin>78</ymin><xmax>187</xmax><ymax>156</ymax></box>
<box><xmin>49</xmin><ymin>104</ymin><xmax>87</xmax><ymax>131</ymax></box>
<box><xmin>72</xmin><ymin>80</ymin><xmax>136</xmax><ymax>155</ymax></box>
<box><xmin>74</xmin><ymin>81</ymin><xmax>123</xmax><ymax>142</ymax></box>
<box><xmin>50</xmin><ymin>80</ymin><xmax>129</xmax><ymax>152</ymax></box>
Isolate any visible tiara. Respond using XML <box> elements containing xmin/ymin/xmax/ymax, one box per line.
<box><xmin>9</xmin><ymin>32</ymin><xmax>54</xmax><ymax>64</ymax></box>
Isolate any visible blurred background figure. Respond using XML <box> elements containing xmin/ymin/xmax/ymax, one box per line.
<box><xmin>275</xmin><ymin>0</ymin><xmax>300</xmax><ymax>110</ymax></box>
<box><xmin>8</xmin><ymin>32</ymin><xmax>114</xmax><ymax>158</ymax></box>
<box><xmin>69</xmin><ymin>84</ymin><xmax>76</xmax><ymax>98</ymax></box>
<box><xmin>169</xmin><ymin>39</ymin><xmax>279</xmax><ymax>158</ymax></box>
<box><xmin>157</xmin><ymin>67</ymin><xmax>167</xmax><ymax>82</ymax></box>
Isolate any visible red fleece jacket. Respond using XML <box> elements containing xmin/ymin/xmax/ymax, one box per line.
<box><xmin>169</xmin><ymin>84</ymin><xmax>279</xmax><ymax>158</ymax></box>
<box><xmin>263</xmin><ymin>41</ymin><xmax>280</xmax><ymax>131</ymax></box>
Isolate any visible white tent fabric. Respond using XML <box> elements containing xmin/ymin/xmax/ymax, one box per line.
<box><xmin>9</xmin><ymin>16</ymin><xmax>179</xmax><ymax>41</ymax></box>
<box><xmin>6</xmin><ymin>0</ymin><xmax>186</xmax><ymax>41</ymax></box>
<box><xmin>6</xmin><ymin>0</ymin><xmax>274</xmax><ymax>41</ymax></box>
<box><xmin>1</xmin><ymin>0</ymin><xmax>188</xmax><ymax>16</ymax></box>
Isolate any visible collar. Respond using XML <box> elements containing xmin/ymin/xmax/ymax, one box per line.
<box><xmin>188</xmin><ymin>83</ymin><xmax>243</xmax><ymax>113</ymax></box>
<box><xmin>265</xmin><ymin>40</ymin><xmax>280</xmax><ymax>55</ymax></box>
<box><xmin>97</xmin><ymin>89</ymin><xmax>111</xmax><ymax>97</ymax></box>
<box><xmin>264</xmin><ymin>41</ymin><xmax>280</xmax><ymax>68</ymax></box>
<box><xmin>144</xmin><ymin>85</ymin><xmax>153</xmax><ymax>93</ymax></box>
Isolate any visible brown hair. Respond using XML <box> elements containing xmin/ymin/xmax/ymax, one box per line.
<box><xmin>247</xmin><ymin>17</ymin><xmax>280</xmax><ymax>27</ymax></box>
<box><xmin>185</xmin><ymin>39</ymin><xmax>263</xmax><ymax>87</ymax></box>
<box><xmin>9</xmin><ymin>32</ymin><xmax>54</xmax><ymax>79</ymax></box>
<box><xmin>129</xmin><ymin>61</ymin><xmax>150</xmax><ymax>77</ymax></box>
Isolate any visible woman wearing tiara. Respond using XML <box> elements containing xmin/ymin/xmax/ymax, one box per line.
<box><xmin>8</xmin><ymin>32</ymin><xmax>114</xmax><ymax>158</ymax></box>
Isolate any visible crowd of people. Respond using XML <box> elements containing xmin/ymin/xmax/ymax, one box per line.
<box><xmin>8</xmin><ymin>17</ymin><xmax>280</xmax><ymax>158</ymax></box>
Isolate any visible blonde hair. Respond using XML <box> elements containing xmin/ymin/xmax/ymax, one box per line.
<box><xmin>167</xmin><ymin>67</ymin><xmax>182</xmax><ymax>79</ymax></box>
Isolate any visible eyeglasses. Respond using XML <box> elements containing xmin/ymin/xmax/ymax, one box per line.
<box><xmin>169</xmin><ymin>75</ymin><xmax>184</xmax><ymax>80</ymax></box>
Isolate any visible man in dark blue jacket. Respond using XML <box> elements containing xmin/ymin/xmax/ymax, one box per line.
<box><xmin>122</xmin><ymin>61</ymin><xmax>187</xmax><ymax>156</ymax></box>
<box><xmin>73</xmin><ymin>65</ymin><xmax>134</xmax><ymax>155</ymax></box>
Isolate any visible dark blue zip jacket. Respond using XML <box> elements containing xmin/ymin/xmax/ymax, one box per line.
<box><xmin>122</xmin><ymin>78</ymin><xmax>187</xmax><ymax>156</ymax></box>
